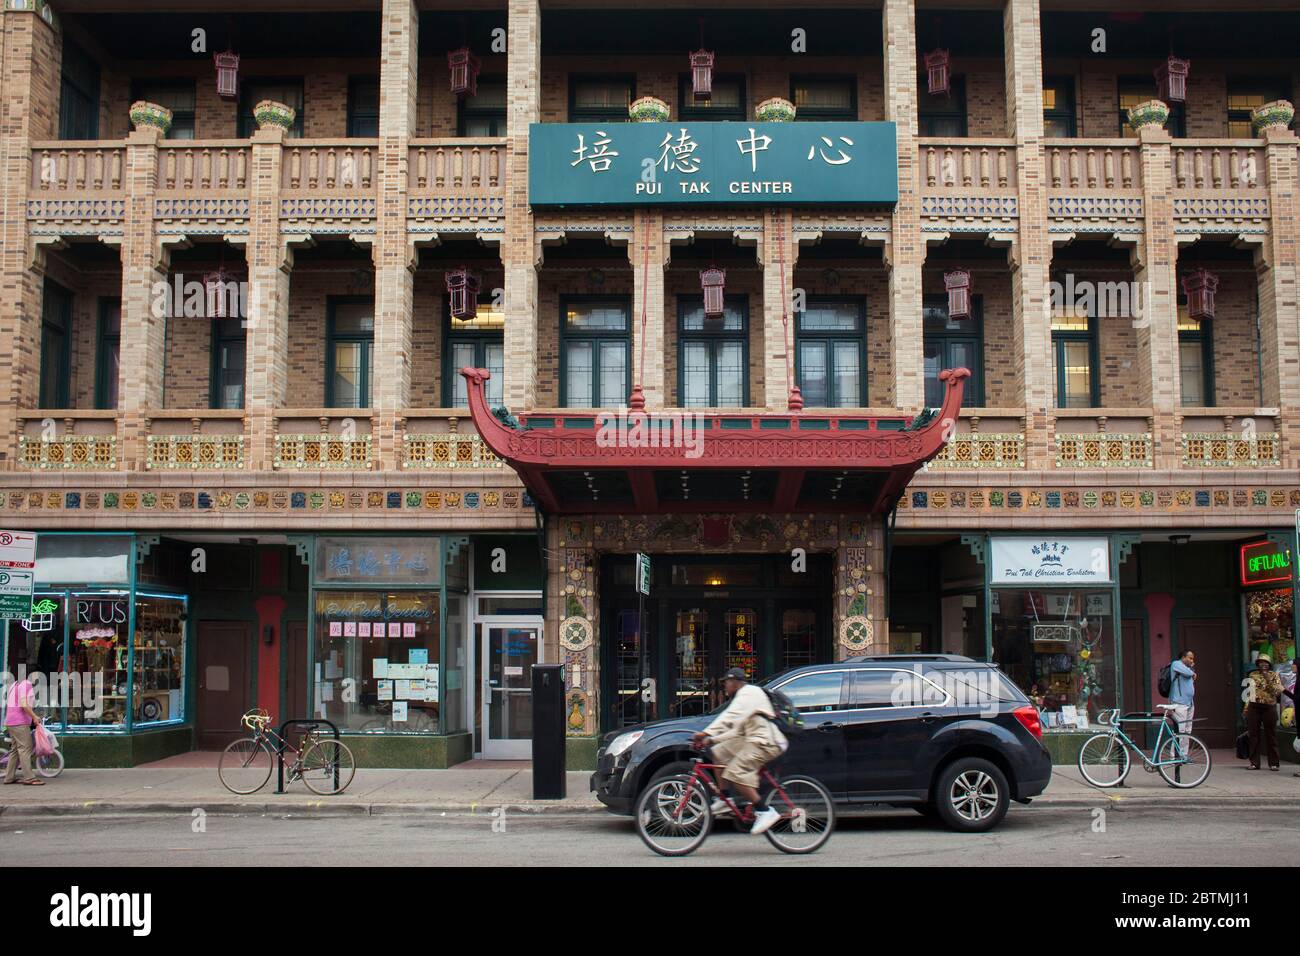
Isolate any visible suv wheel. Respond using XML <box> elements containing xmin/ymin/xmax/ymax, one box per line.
<box><xmin>934</xmin><ymin>758</ymin><xmax>1009</xmax><ymax>833</ymax></box>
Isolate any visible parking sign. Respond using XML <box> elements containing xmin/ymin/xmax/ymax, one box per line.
<box><xmin>0</xmin><ymin>530</ymin><xmax>37</xmax><ymax>569</ymax></box>
<box><xmin>0</xmin><ymin>568</ymin><xmax>36</xmax><ymax>620</ymax></box>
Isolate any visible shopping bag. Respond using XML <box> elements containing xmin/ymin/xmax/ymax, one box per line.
<box><xmin>1235</xmin><ymin>732</ymin><xmax>1250</xmax><ymax>760</ymax></box>
<box><xmin>32</xmin><ymin>723</ymin><xmax>54</xmax><ymax>758</ymax></box>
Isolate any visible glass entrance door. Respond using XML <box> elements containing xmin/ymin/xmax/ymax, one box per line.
<box><xmin>669</xmin><ymin>602</ymin><xmax>760</xmax><ymax>717</ymax></box>
<box><xmin>481</xmin><ymin>619</ymin><xmax>542</xmax><ymax>758</ymax></box>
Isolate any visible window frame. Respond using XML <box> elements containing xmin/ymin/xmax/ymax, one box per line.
<box><xmin>209</xmin><ymin>317</ymin><xmax>247</xmax><ymax>410</ymax></box>
<box><xmin>922</xmin><ymin>293</ymin><xmax>984</xmax><ymax>407</ymax></box>
<box><xmin>789</xmin><ymin>74</ymin><xmax>858</xmax><ymax>122</ymax></box>
<box><xmin>568</xmin><ymin>74</ymin><xmax>637</xmax><ymax>124</ymax></box>
<box><xmin>129</xmin><ymin>78</ymin><xmax>196</xmax><ymax>139</ymax></box>
<box><xmin>1118</xmin><ymin>76</ymin><xmax>1184</xmax><ymax>137</ymax></box>
<box><xmin>346</xmin><ymin>76</ymin><xmax>381</xmax><ymax>138</ymax></box>
<box><xmin>457</xmin><ymin>74</ymin><xmax>507</xmax><ymax>136</ymax></box>
<box><xmin>1042</xmin><ymin>75</ymin><xmax>1077</xmax><ymax>138</ymax></box>
<box><xmin>94</xmin><ymin>298</ymin><xmax>121</xmax><ymax>411</ymax></box>
<box><xmin>1176</xmin><ymin>301</ymin><xmax>1216</xmax><ymax>408</ymax></box>
<box><xmin>558</xmin><ymin>295</ymin><xmax>633</xmax><ymax>408</ymax></box>
<box><xmin>677</xmin><ymin>73</ymin><xmax>747</xmax><ymax>122</ymax></box>
<box><xmin>324</xmin><ymin>296</ymin><xmax>375</xmax><ymax>409</ymax></box>
<box><xmin>769</xmin><ymin>669</ymin><xmax>848</xmax><ymax>714</ymax></box>
<box><xmin>918</xmin><ymin>75</ymin><xmax>967</xmax><ymax>137</ymax></box>
<box><xmin>1226</xmin><ymin>77</ymin><xmax>1292</xmax><ymax>138</ymax></box>
<box><xmin>1050</xmin><ymin>306</ymin><xmax>1100</xmax><ymax>409</ymax></box>
<box><xmin>58</xmin><ymin>39</ymin><xmax>100</xmax><ymax>140</ymax></box>
<box><xmin>793</xmin><ymin>296</ymin><xmax>867</xmax><ymax>408</ymax></box>
<box><xmin>676</xmin><ymin>294</ymin><xmax>750</xmax><ymax>408</ymax></box>
<box><xmin>39</xmin><ymin>280</ymin><xmax>72</xmax><ymax>409</ymax></box>
<box><xmin>442</xmin><ymin>295</ymin><xmax>505</xmax><ymax>408</ymax></box>
<box><xmin>238</xmin><ymin>77</ymin><xmax>305</xmax><ymax>138</ymax></box>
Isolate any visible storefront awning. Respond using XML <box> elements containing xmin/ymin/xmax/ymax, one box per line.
<box><xmin>461</xmin><ymin>367</ymin><xmax>969</xmax><ymax>516</ymax></box>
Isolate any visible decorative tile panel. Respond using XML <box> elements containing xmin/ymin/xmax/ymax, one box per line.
<box><xmin>929</xmin><ymin>433</ymin><xmax>1026</xmax><ymax>469</ymax></box>
<box><xmin>18</xmin><ymin>435</ymin><xmax>116</xmax><ymax>470</ymax></box>
<box><xmin>1056</xmin><ymin>433</ymin><xmax>1153</xmax><ymax>468</ymax></box>
<box><xmin>146</xmin><ymin>435</ymin><xmax>245</xmax><ymax>470</ymax></box>
<box><xmin>274</xmin><ymin>434</ymin><xmax>373</xmax><ymax>470</ymax></box>
<box><xmin>403</xmin><ymin>433</ymin><xmax>502</xmax><ymax>469</ymax></box>
<box><xmin>1182</xmin><ymin>432</ymin><xmax>1281</xmax><ymax>468</ymax></box>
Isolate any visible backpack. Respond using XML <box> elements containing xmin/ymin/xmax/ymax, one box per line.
<box><xmin>1157</xmin><ymin>661</ymin><xmax>1174</xmax><ymax>699</ymax></box>
<box><xmin>762</xmin><ymin>686</ymin><xmax>804</xmax><ymax>738</ymax></box>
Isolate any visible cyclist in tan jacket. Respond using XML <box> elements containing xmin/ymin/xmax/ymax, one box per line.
<box><xmin>691</xmin><ymin>667</ymin><xmax>788</xmax><ymax>835</ymax></box>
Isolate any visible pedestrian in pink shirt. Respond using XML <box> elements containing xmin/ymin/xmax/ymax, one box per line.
<box><xmin>3</xmin><ymin>673</ymin><xmax>45</xmax><ymax>786</ymax></box>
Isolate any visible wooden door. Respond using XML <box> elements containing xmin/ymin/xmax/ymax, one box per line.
<box><xmin>1121</xmin><ymin>620</ymin><xmax>1145</xmax><ymax>714</ymax></box>
<box><xmin>196</xmin><ymin>621</ymin><xmax>251</xmax><ymax>750</ymax></box>
<box><xmin>1178</xmin><ymin>619</ymin><xmax>1234</xmax><ymax>748</ymax></box>
<box><xmin>283</xmin><ymin>621</ymin><xmax>308</xmax><ymax>724</ymax></box>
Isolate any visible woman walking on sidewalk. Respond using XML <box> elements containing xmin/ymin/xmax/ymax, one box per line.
<box><xmin>1243</xmin><ymin>654</ymin><xmax>1284</xmax><ymax>772</ymax></box>
<box><xmin>3</xmin><ymin>672</ymin><xmax>45</xmax><ymax>786</ymax></box>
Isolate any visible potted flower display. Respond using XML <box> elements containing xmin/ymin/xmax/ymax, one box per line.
<box><xmin>756</xmin><ymin>96</ymin><xmax>796</xmax><ymax>122</ymax></box>
<box><xmin>1252</xmin><ymin>99</ymin><xmax>1294</xmax><ymax>135</ymax></box>
<box><xmin>253</xmin><ymin>99</ymin><xmax>296</xmax><ymax>132</ymax></box>
<box><xmin>628</xmin><ymin>96</ymin><xmax>670</xmax><ymax>123</ymax></box>
<box><xmin>129</xmin><ymin>101</ymin><xmax>173</xmax><ymax>134</ymax></box>
<box><xmin>1126</xmin><ymin>99</ymin><xmax>1169</xmax><ymax>132</ymax></box>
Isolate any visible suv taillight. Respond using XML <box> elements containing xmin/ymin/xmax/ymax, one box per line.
<box><xmin>1012</xmin><ymin>705</ymin><xmax>1043</xmax><ymax>741</ymax></box>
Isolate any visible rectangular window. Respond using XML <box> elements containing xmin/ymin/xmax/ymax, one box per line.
<box><xmin>679</xmin><ymin>75</ymin><xmax>746</xmax><ymax>122</ymax></box>
<box><xmin>677</xmin><ymin>296</ymin><xmax>749</xmax><ymax>407</ymax></box>
<box><xmin>795</xmin><ymin>298</ymin><xmax>865</xmax><ymax>408</ymax></box>
<box><xmin>445</xmin><ymin>296</ymin><xmax>505</xmax><ymax>408</ymax></box>
<box><xmin>1042</xmin><ymin>76</ymin><xmax>1077</xmax><ymax>137</ymax></box>
<box><xmin>95</xmin><ymin>299</ymin><xmax>121</xmax><ymax>410</ymax></box>
<box><xmin>791</xmin><ymin>76</ymin><xmax>856</xmax><ymax>121</ymax></box>
<box><xmin>561</xmin><ymin>297</ymin><xmax>631</xmax><ymax>407</ymax></box>
<box><xmin>347</xmin><ymin>77</ymin><xmax>380</xmax><ymax>137</ymax></box>
<box><xmin>58</xmin><ymin>39</ymin><xmax>99</xmax><ymax>140</ymax></box>
<box><xmin>1051</xmin><ymin>301</ymin><xmax>1098</xmax><ymax>408</ymax></box>
<box><xmin>1177</xmin><ymin>303</ymin><xmax>1214</xmax><ymax>407</ymax></box>
<box><xmin>210</xmin><ymin>317</ymin><xmax>246</xmax><ymax>410</ymax></box>
<box><xmin>239</xmin><ymin>80</ymin><xmax>304</xmax><ymax>137</ymax></box>
<box><xmin>569</xmin><ymin>76</ymin><xmax>635</xmax><ymax>123</ymax></box>
<box><xmin>918</xmin><ymin>76</ymin><xmax>966</xmax><ymax>137</ymax></box>
<box><xmin>923</xmin><ymin>294</ymin><xmax>983</xmax><ymax>407</ymax></box>
<box><xmin>326</xmin><ymin>298</ymin><xmax>375</xmax><ymax>408</ymax></box>
<box><xmin>1119</xmin><ymin>79</ymin><xmax>1184</xmax><ymax>137</ymax></box>
<box><xmin>1227</xmin><ymin>79</ymin><xmax>1291</xmax><ymax>138</ymax></box>
<box><xmin>458</xmin><ymin>76</ymin><xmax>507</xmax><ymax>136</ymax></box>
<box><xmin>130</xmin><ymin>80</ymin><xmax>196</xmax><ymax>139</ymax></box>
<box><xmin>40</xmin><ymin>281</ymin><xmax>72</xmax><ymax>408</ymax></box>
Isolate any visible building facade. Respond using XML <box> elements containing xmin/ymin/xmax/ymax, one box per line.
<box><xmin>1</xmin><ymin>0</ymin><xmax>1297</xmax><ymax>767</ymax></box>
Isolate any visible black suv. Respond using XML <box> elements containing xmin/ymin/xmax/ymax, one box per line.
<box><xmin>590</xmin><ymin>655</ymin><xmax>1051</xmax><ymax>832</ymax></box>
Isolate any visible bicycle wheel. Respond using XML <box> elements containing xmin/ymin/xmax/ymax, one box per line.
<box><xmin>635</xmin><ymin>774</ymin><xmax>712</xmax><ymax>857</ymax></box>
<box><xmin>218</xmin><ymin>738</ymin><xmax>274</xmax><ymax>794</ymax></box>
<box><xmin>1077</xmin><ymin>733</ymin><xmax>1131</xmax><ymax>788</ymax></box>
<box><xmin>300</xmin><ymin>738</ymin><xmax>356</xmax><ymax>795</ymax></box>
<box><xmin>36</xmin><ymin>749</ymin><xmax>64</xmax><ymax>779</ymax></box>
<box><xmin>762</xmin><ymin>775</ymin><xmax>835</xmax><ymax>854</ymax></box>
<box><xmin>1157</xmin><ymin>734</ymin><xmax>1211</xmax><ymax>788</ymax></box>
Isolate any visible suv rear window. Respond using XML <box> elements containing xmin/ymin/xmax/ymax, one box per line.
<box><xmin>774</xmin><ymin>671</ymin><xmax>845</xmax><ymax>712</ymax></box>
<box><xmin>848</xmin><ymin>669</ymin><xmax>942</xmax><ymax>708</ymax></box>
<box><xmin>927</xmin><ymin>666</ymin><xmax>1029</xmax><ymax>706</ymax></box>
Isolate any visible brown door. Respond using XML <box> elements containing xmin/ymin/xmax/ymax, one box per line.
<box><xmin>283</xmin><ymin>622</ymin><xmax>308</xmax><ymax>723</ymax></box>
<box><xmin>196</xmin><ymin>622</ymin><xmax>251</xmax><ymax>750</ymax></box>
<box><xmin>1178</xmin><ymin>619</ymin><xmax>1234</xmax><ymax>748</ymax></box>
<box><xmin>1121</xmin><ymin>620</ymin><xmax>1145</xmax><ymax>714</ymax></box>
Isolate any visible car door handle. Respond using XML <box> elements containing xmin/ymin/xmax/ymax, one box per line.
<box><xmin>816</xmin><ymin>720</ymin><xmax>842</xmax><ymax>733</ymax></box>
<box><xmin>919</xmin><ymin>712</ymin><xmax>939</xmax><ymax>723</ymax></box>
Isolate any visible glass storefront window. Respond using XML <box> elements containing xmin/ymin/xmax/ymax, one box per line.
<box><xmin>314</xmin><ymin>537</ymin><xmax>441</xmax><ymax>587</ymax></box>
<box><xmin>133</xmin><ymin>594</ymin><xmax>186</xmax><ymax>725</ymax></box>
<box><xmin>1245</xmin><ymin>588</ymin><xmax>1295</xmax><ymax>667</ymax></box>
<box><xmin>991</xmin><ymin>588</ymin><xmax>1117</xmax><ymax>731</ymax></box>
<box><xmin>444</xmin><ymin>593</ymin><xmax>467</xmax><ymax>735</ymax></box>
<box><xmin>69</xmin><ymin>591</ymin><xmax>130</xmax><ymax>727</ymax></box>
<box><xmin>35</xmin><ymin>535</ymin><xmax>130</xmax><ymax>585</ymax></box>
<box><xmin>3</xmin><ymin>594</ymin><xmax>66</xmax><ymax>725</ymax></box>
<box><xmin>314</xmin><ymin>590</ymin><xmax>440</xmax><ymax>734</ymax></box>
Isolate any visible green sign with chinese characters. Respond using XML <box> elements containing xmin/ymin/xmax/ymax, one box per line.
<box><xmin>528</xmin><ymin>122</ymin><xmax>898</xmax><ymax>207</ymax></box>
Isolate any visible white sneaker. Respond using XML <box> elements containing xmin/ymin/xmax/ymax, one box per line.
<box><xmin>710</xmin><ymin>798</ymin><xmax>732</xmax><ymax>817</ymax></box>
<box><xmin>750</xmin><ymin>807</ymin><xmax>781</xmax><ymax>835</ymax></box>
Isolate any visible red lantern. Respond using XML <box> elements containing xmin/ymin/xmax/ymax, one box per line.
<box><xmin>1155</xmin><ymin>55</ymin><xmax>1190</xmax><ymax>104</ymax></box>
<box><xmin>925</xmin><ymin>49</ymin><xmax>951</xmax><ymax>96</ymax></box>
<box><xmin>1182</xmin><ymin>268</ymin><xmax>1219</xmax><ymax>320</ymax></box>
<box><xmin>214</xmin><ymin>50</ymin><xmax>240</xmax><ymax>100</ymax></box>
<box><xmin>944</xmin><ymin>270</ymin><xmax>972</xmax><ymax>319</ymax></box>
<box><xmin>700</xmin><ymin>266</ymin><xmax>726</xmax><ymax>317</ymax></box>
<box><xmin>690</xmin><ymin>49</ymin><xmax>715</xmax><ymax>102</ymax></box>
<box><xmin>447</xmin><ymin>47</ymin><xmax>481</xmax><ymax>98</ymax></box>
<box><xmin>446</xmin><ymin>268</ymin><xmax>481</xmax><ymax>320</ymax></box>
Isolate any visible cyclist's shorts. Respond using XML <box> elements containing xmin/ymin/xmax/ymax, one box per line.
<box><xmin>711</xmin><ymin>737</ymin><xmax>783</xmax><ymax>788</ymax></box>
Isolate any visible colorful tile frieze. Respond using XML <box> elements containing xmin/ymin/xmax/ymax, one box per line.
<box><xmin>897</xmin><ymin>486</ymin><xmax>1300</xmax><ymax>512</ymax></box>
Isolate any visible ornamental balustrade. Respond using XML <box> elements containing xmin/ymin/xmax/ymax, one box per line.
<box><xmin>16</xmin><ymin>413</ymin><xmax>118</xmax><ymax>470</ymax></box>
<box><xmin>274</xmin><ymin>413</ymin><xmax>374</xmax><ymax>470</ymax></box>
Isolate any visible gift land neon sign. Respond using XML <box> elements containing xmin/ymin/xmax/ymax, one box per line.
<box><xmin>1240</xmin><ymin>540</ymin><xmax>1291</xmax><ymax>587</ymax></box>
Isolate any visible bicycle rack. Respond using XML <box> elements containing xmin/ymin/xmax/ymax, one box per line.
<box><xmin>275</xmin><ymin>718</ymin><xmax>341</xmax><ymax>795</ymax></box>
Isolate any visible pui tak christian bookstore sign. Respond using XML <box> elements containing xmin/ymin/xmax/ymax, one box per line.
<box><xmin>528</xmin><ymin>122</ymin><xmax>899</xmax><ymax>207</ymax></box>
<box><xmin>990</xmin><ymin>537</ymin><xmax>1113</xmax><ymax>585</ymax></box>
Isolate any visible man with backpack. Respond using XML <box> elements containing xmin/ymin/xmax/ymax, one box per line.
<box><xmin>1165</xmin><ymin>649</ymin><xmax>1197</xmax><ymax>744</ymax></box>
<box><xmin>691</xmin><ymin>667</ymin><xmax>789</xmax><ymax>835</ymax></box>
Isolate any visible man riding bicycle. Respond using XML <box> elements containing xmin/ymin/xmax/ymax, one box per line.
<box><xmin>690</xmin><ymin>667</ymin><xmax>788</xmax><ymax>835</ymax></box>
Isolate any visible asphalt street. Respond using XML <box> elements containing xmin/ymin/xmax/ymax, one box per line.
<box><xmin>4</xmin><ymin>805</ymin><xmax>1296</xmax><ymax>867</ymax></box>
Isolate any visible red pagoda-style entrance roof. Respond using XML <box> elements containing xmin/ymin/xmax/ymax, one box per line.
<box><xmin>460</xmin><ymin>367</ymin><xmax>969</xmax><ymax>516</ymax></box>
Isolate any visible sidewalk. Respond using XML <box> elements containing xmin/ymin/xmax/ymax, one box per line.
<box><xmin>0</xmin><ymin>749</ymin><xmax>1293</xmax><ymax>819</ymax></box>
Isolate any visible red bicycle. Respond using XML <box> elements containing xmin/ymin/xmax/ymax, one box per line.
<box><xmin>634</xmin><ymin>753</ymin><xmax>835</xmax><ymax>856</ymax></box>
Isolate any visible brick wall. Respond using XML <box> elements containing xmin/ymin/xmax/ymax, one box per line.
<box><xmin>964</xmin><ymin>67</ymin><xmax>1009</xmax><ymax>137</ymax></box>
<box><xmin>923</xmin><ymin>265</ymin><xmax>1017</xmax><ymax>408</ymax></box>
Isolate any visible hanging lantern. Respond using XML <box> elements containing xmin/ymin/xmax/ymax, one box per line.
<box><xmin>1155</xmin><ymin>55</ymin><xmax>1190</xmax><ymax>104</ymax></box>
<box><xmin>700</xmin><ymin>266</ymin><xmax>726</xmax><ymax>318</ymax></box>
<box><xmin>690</xmin><ymin>49</ymin><xmax>715</xmax><ymax>102</ymax></box>
<box><xmin>447</xmin><ymin>47</ymin><xmax>481</xmax><ymax>98</ymax></box>
<box><xmin>446</xmin><ymin>268</ymin><xmax>481</xmax><ymax>320</ymax></box>
<box><xmin>214</xmin><ymin>50</ymin><xmax>240</xmax><ymax>100</ymax></box>
<box><xmin>944</xmin><ymin>270</ymin><xmax>972</xmax><ymax>319</ymax></box>
<box><xmin>925</xmin><ymin>49</ymin><xmax>951</xmax><ymax>96</ymax></box>
<box><xmin>1182</xmin><ymin>268</ymin><xmax>1219</xmax><ymax>320</ymax></box>
<box><xmin>203</xmin><ymin>269</ymin><xmax>240</xmax><ymax>320</ymax></box>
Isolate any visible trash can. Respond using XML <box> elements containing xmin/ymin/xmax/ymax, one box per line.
<box><xmin>531</xmin><ymin>663</ymin><xmax>566</xmax><ymax>799</ymax></box>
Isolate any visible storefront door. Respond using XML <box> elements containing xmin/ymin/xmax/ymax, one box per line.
<box><xmin>1179</xmin><ymin>618</ymin><xmax>1235</xmax><ymax>748</ymax></box>
<box><xmin>196</xmin><ymin>621</ymin><xmax>251</xmax><ymax>750</ymax></box>
<box><xmin>481</xmin><ymin>618</ymin><xmax>543</xmax><ymax>759</ymax></box>
<box><xmin>668</xmin><ymin>600</ymin><xmax>760</xmax><ymax>717</ymax></box>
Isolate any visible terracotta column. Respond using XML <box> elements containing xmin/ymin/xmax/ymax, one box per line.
<box><xmin>503</xmin><ymin>0</ymin><xmax>540</xmax><ymax>410</ymax></box>
<box><xmin>244</xmin><ymin>127</ymin><xmax>289</xmax><ymax>470</ymax></box>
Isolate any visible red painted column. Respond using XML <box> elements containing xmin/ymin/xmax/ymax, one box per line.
<box><xmin>1145</xmin><ymin>593</ymin><xmax>1176</xmax><ymax>703</ymax></box>
<box><xmin>254</xmin><ymin>595</ymin><xmax>286</xmax><ymax>718</ymax></box>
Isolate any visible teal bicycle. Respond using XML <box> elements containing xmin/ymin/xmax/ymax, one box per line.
<box><xmin>1077</xmin><ymin>705</ymin><xmax>1211</xmax><ymax>789</ymax></box>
